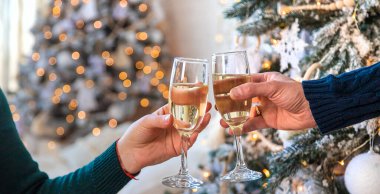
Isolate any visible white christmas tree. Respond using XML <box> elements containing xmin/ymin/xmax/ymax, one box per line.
<box><xmin>14</xmin><ymin>0</ymin><xmax>171</xmax><ymax>140</ymax></box>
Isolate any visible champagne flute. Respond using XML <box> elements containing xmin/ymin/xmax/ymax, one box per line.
<box><xmin>162</xmin><ymin>57</ymin><xmax>209</xmax><ymax>188</ymax></box>
<box><xmin>212</xmin><ymin>50</ymin><xmax>262</xmax><ymax>182</ymax></box>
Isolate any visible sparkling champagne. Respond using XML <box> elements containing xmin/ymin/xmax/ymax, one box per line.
<box><xmin>170</xmin><ymin>83</ymin><xmax>208</xmax><ymax>136</ymax></box>
<box><xmin>213</xmin><ymin>74</ymin><xmax>251</xmax><ymax>135</ymax></box>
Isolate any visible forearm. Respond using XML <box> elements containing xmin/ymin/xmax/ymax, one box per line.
<box><xmin>35</xmin><ymin>142</ymin><xmax>131</xmax><ymax>194</ymax></box>
<box><xmin>302</xmin><ymin>62</ymin><xmax>380</xmax><ymax>134</ymax></box>
<box><xmin>0</xmin><ymin>90</ymin><xmax>131</xmax><ymax>194</ymax></box>
<box><xmin>2</xmin><ymin>130</ymin><xmax>132</xmax><ymax>194</ymax></box>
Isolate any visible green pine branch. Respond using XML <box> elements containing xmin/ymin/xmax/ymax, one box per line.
<box><xmin>266</xmin><ymin>127</ymin><xmax>368</xmax><ymax>192</ymax></box>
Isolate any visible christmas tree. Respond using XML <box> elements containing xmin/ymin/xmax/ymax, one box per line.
<box><xmin>198</xmin><ymin>0</ymin><xmax>380</xmax><ymax>193</ymax></box>
<box><xmin>13</xmin><ymin>0</ymin><xmax>170</xmax><ymax>140</ymax></box>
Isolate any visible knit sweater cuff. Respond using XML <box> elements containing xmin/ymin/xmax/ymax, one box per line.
<box><xmin>302</xmin><ymin>62</ymin><xmax>380</xmax><ymax>134</ymax></box>
<box><xmin>92</xmin><ymin>142</ymin><xmax>132</xmax><ymax>193</ymax></box>
<box><xmin>302</xmin><ymin>76</ymin><xmax>342</xmax><ymax>134</ymax></box>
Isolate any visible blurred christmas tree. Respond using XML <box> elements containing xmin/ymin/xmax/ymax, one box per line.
<box><xmin>13</xmin><ymin>0</ymin><xmax>171</xmax><ymax>140</ymax></box>
<box><xmin>198</xmin><ymin>0</ymin><xmax>380</xmax><ymax>193</ymax></box>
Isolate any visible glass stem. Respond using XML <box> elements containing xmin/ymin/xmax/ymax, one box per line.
<box><xmin>179</xmin><ymin>135</ymin><xmax>189</xmax><ymax>175</ymax></box>
<box><xmin>233</xmin><ymin>134</ymin><xmax>246</xmax><ymax>167</ymax></box>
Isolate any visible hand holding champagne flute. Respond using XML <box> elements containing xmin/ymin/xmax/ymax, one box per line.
<box><xmin>212</xmin><ymin>51</ymin><xmax>262</xmax><ymax>182</ymax></box>
<box><xmin>213</xmin><ymin>75</ymin><xmax>252</xmax><ymax>135</ymax></box>
<box><xmin>162</xmin><ymin>57</ymin><xmax>209</xmax><ymax>189</ymax></box>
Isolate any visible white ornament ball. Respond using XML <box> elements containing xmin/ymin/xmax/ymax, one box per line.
<box><xmin>344</xmin><ymin>151</ymin><xmax>380</xmax><ymax>194</ymax></box>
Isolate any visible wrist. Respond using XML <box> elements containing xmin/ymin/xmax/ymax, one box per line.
<box><xmin>304</xmin><ymin>100</ymin><xmax>317</xmax><ymax>128</ymax></box>
<box><xmin>116</xmin><ymin>139</ymin><xmax>142</xmax><ymax>174</ymax></box>
<box><xmin>299</xmin><ymin>83</ymin><xmax>317</xmax><ymax>129</ymax></box>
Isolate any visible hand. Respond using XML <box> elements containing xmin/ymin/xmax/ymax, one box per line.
<box><xmin>118</xmin><ymin>103</ymin><xmax>212</xmax><ymax>174</ymax></box>
<box><xmin>219</xmin><ymin>72</ymin><xmax>316</xmax><ymax>132</ymax></box>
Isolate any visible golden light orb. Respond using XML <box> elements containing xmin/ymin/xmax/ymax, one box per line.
<box><xmin>36</xmin><ymin>68</ymin><xmax>45</xmax><ymax>77</ymax></box>
<box><xmin>48</xmin><ymin>141</ymin><xmax>56</xmax><ymax>150</ymax></box>
<box><xmin>136</xmin><ymin>32</ymin><xmax>148</xmax><ymax>41</ymax></box>
<box><xmin>118</xmin><ymin>92</ymin><xmax>127</xmax><ymax>100</ymax></box>
<box><xmin>143</xmin><ymin>66</ymin><xmax>152</xmax><ymax>74</ymax></box>
<box><xmin>56</xmin><ymin>127</ymin><xmax>65</xmax><ymax>136</ymax></box>
<box><xmin>135</xmin><ymin>61</ymin><xmax>144</xmax><ymax>69</ymax></box>
<box><xmin>72</xmin><ymin>51</ymin><xmax>80</xmax><ymax>60</ymax></box>
<box><xmin>93</xmin><ymin>20</ymin><xmax>102</xmax><ymax>29</ymax></box>
<box><xmin>76</xmin><ymin>66</ymin><xmax>85</xmax><ymax>75</ymax></box>
<box><xmin>140</xmin><ymin>98</ymin><xmax>149</xmax><ymax>107</ymax></box>
<box><xmin>122</xmin><ymin>79</ymin><xmax>132</xmax><ymax>88</ymax></box>
<box><xmin>62</xmin><ymin>84</ymin><xmax>71</xmax><ymax>93</ymax></box>
<box><xmin>119</xmin><ymin>72</ymin><xmax>128</xmax><ymax>80</ymax></box>
<box><xmin>155</xmin><ymin>71</ymin><xmax>164</xmax><ymax>79</ymax></box>
<box><xmin>124</xmin><ymin>47</ymin><xmax>134</xmax><ymax>55</ymax></box>
<box><xmin>138</xmin><ymin>3</ymin><xmax>148</xmax><ymax>12</ymax></box>
<box><xmin>92</xmin><ymin>127</ymin><xmax>101</xmax><ymax>136</ymax></box>
<box><xmin>109</xmin><ymin>119</ymin><xmax>118</xmax><ymax>128</ymax></box>
<box><xmin>66</xmin><ymin>114</ymin><xmax>75</xmax><ymax>123</ymax></box>
<box><xmin>78</xmin><ymin>111</ymin><xmax>86</xmax><ymax>120</ymax></box>
<box><xmin>32</xmin><ymin>53</ymin><xmax>40</xmax><ymax>61</ymax></box>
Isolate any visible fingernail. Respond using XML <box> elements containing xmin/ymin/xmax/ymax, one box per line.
<box><xmin>164</xmin><ymin>114</ymin><xmax>171</xmax><ymax>124</ymax></box>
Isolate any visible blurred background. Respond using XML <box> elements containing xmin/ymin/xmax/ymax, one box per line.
<box><xmin>0</xmin><ymin>0</ymin><xmax>238</xmax><ymax>193</ymax></box>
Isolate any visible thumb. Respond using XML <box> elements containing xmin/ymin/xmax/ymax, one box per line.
<box><xmin>230</xmin><ymin>82</ymin><xmax>276</xmax><ymax>100</ymax></box>
<box><xmin>139</xmin><ymin>114</ymin><xmax>173</xmax><ymax>129</ymax></box>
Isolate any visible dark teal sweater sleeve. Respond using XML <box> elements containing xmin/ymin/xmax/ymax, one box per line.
<box><xmin>0</xmin><ymin>89</ymin><xmax>132</xmax><ymax>194</ymax></box>
<box><xmin>302</xmin><ymin>62</ymin><xmax>380</xmax><ymax>134</ymax></box>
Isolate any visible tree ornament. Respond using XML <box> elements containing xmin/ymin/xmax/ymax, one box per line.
<box><xmin>278</xmin><ymin>0</ymin><xmax>355</xmax><ymax>16</ymax></box>
<box><xmin>273</xmin><ymin>19</ymin><xmax>307</xmax><ymax>77</ymax></box>
<box><xmin>344</xmin><ymin>151</ymin><xmax>380</xmax><ymax>194</ymax></box>
<box><xmin>345</xmin><ymin>121</ymin><xmax>380</xmax><ymax>194</ymax></box>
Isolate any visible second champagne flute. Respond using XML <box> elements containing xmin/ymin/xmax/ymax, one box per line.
<box><xmin>162</xmin><ymin>57</ymin><xmax>209</xmax><ymax>188</ymax></box>
<box><xmin>212</xmin><ymin>50</ymin><xmax>262</xmax><ymax>182</ymax></box>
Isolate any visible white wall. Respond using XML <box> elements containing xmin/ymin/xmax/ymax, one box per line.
<box><xmin>160</xmin><ymin>0</ymin><xmax>237</xmax><ymax>60</ymax></box>
<box><xmin>0</xmin><ymin>0</ymin><xmax>41</xmax><ymax>93</ymax></box>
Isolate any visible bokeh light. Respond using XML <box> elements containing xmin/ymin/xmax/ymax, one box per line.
<box><xmin>140</xmin><ymin>98</ymin><xmax>149</xmax><ymax>107</ymax></box>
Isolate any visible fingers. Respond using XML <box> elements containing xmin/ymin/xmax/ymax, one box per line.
<box><xmin>230</xmin><ymin>82</ymin><xmax>276</xmax><ymax>101</ymax></box>
<box><xmin>190</xmin><ymin>113</ymin><xmax>211</xmax><ymax>144</ymax></box>
<box><xmin>220</xmin><ymin>119</ymin><xmax>229</xmax><ymax>128</ymax></box>
<box><xmin>220</xmin><ymin>115</ymin><xmax>268</xmax><ymax>134</ymax></box>
<box><xmin>140</xmin><ymin>114</ymin><xmax>173</xmax><ymax>129</ymax></box>
<box><xmin>248</xmin><ymin>73</ymin><xmax>268</xmax><ymax>82</ymax></box>
<box><xmin>242</xmin><ymin>116</ymin><xmax>269</xmax><ymax>133</ymax></box>
<box><xmin>156</xmin><ymin>102</ymin><xmax>212</xmax><ymax>115</ymax></box>
<box><xmin>154</xmin><ymin>104</ymin><xmax>169</xmax><ymax>115</ymax></box>
<box><xmin>171</xmin><ymin>85</ymin><xmax>208</xmax><ymax>105</ymax></box>
<box><xmin>213</xmin><ymin>76</ymin><xmax>249</xmax><ymax>94</ymax></box>
<box><xmin>206</xmin><ymin>102</ymin><xmax>212</xmax><ymax>113</ymax></box>
<box><xmin>195</xmin><ymin>113</ymin><xmax>211</xmax><ymax>133</ymax></box>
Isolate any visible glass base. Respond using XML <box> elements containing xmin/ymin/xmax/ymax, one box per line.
<box><xmin>162</xmin><ymin>174</ymin><xmax>203</xmax><ymax>189</ymax></box>
<box><xmin>221</xmin><ymin>165</ymin><xmax>262</xmax><ymax>183</ymax></box>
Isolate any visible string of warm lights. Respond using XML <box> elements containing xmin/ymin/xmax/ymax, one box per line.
<box><xmin>247</xmin><ymin>131</ymin><xmax>284</xmax><ymax>152</ymax></box>
<box><xmin>20</xmin><ymin>0</ymin><xmax>170</xmax><ymax>145</ymax></box>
